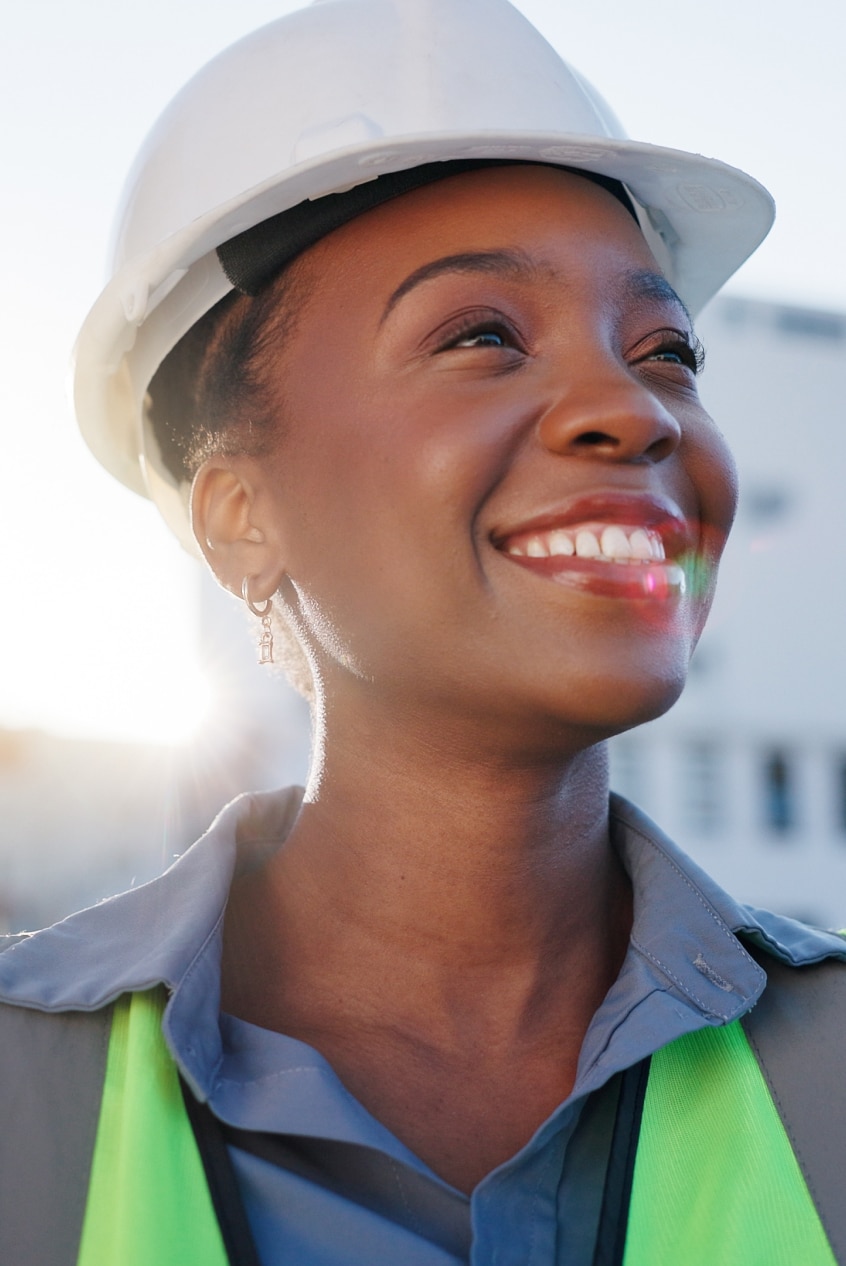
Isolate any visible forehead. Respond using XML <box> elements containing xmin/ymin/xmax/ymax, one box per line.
<box><xmin>294</xmin><ymin>164</ymin><xmax>676</xmax><ymax>314</ymax></box>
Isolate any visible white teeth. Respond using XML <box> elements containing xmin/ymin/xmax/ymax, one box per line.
<box><xmin>600</xmin><ymin>525</ymin><xmax>632</xmax><ymax>561</ymax></box>
<box><xmin>548</xmin><ymin>529</ymin><xmax>575</xmax><ymax>556</ymax></box>
<box><xmin>526</xmin><ymin>535</ymin><xmax>548</xmax><ymax>558</ymax></box>
<box><xmin>575</xmin><ymin>529</ymin><xmax>601</xmax><ymax>558</ymax></box>
<box><xmin>628</xmin><ymin>529</ymin><xmax>654</xmax><ymax>560</ymax></box>
<box><xmin>505</xmin><ymin>524</ymin><xmax>668</xmax><ymax>564</ymax></box>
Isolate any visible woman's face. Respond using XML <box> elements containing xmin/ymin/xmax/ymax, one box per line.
<box><xmin>249</xmin><ymin>165</ymin><xmax>737</xmax><ymax>744</ymax></box>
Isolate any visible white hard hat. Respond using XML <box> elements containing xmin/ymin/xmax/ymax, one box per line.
<box><xmin>73</xmin><ymin>0</ymin><xmax>775</xmax><ymax>551</ymax></box>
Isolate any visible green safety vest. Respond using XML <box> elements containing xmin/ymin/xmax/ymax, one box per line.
<box><xmin>77</xmin><ymin>987</ymin><xmax>836</xmax><ymax>1266</ymax></box>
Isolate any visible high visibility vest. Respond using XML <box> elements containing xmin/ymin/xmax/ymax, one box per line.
<box><xmin>77</xmin><ymin>988</ymin><xmax>836</xmax><ymax>1266</ymax></box>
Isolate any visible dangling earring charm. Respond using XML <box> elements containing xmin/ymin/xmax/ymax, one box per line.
<box><xmin>242</xmin><ymin>577</ymin><xmax>274</xmax><ymax>665</ymax></box>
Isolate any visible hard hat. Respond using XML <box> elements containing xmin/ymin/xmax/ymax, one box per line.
<box><xmin>73</xmin><ymin>0</ymin><xmax>775</xmax><ymax>552</ymax></box>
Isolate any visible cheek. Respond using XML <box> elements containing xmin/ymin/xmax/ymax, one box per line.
<box><xmin>679</xmin><ymin>419</ymin><xmax>739</xmax><ymax>633</ymax></box>
<box><xmin>269</xmin><ymin>408</ymin><xmax>511</xmax><ymax>684</ymax></box>
<box><xmin>284</xmin><ymin>371</ymin><xmax>517</xmax><ymax>542</ymax></box>
<box><xmin>673</xmin><ymin>402</ymin><xmax>738</xmax><ymax>539</ymax></box>
<box><xmin>705</xmin><ymin>427</ymin><xmax>739</xmax><ymax>538</ymax></box>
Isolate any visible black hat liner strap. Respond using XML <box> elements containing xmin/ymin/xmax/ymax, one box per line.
<box><xmin>217</xmin><ymin>159</ymin><xmax>639</xmax><ymax>296</ymax></box>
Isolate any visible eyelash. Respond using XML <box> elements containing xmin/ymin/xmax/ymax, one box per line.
<box><xmin>642</xmin><ymin>331</ymin><xmax>705</xmax><ymax>376</ymax></box>
<box><xmin>438</xmin><ymin>310</ymin><xmax>522</xmax><ymax>352</ymax></box>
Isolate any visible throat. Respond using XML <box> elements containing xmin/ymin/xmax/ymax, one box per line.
<box><xmin>339</xmin><ymin>1043</ymin><xmax>578</xmax><ymax>1195</ymax></box>
<box><xmin>219</xmin><ymin>758</ymin><xmax>632</xmax><ymax>1192</ymax></box>
<box><xmin>221</xmin><ymin>863</ymin><xmax>632</xmax><ymax>1194</ymax></box>
<box><xmin>241</xmin><ymin>1006</ymin><xmax>585</xmax><ymax>1195</ymax></box>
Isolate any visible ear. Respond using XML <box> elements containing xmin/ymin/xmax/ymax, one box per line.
<box><xmin>190</xmin><ymin>457</ymin><xmax>285</xmax><ymax>602</ymax></box>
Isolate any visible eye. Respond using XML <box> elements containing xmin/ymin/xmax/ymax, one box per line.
<box><xmin>650</xmin><ymin>344</ymin><xmax>700</xmax><ymax>372</ymax></box>
<box><xmin>453</xmin><ymin>328</ymin><xmax>507</xmax><ymax>349</ymax></box>
<box><xmin>651</xmin><ymin>348</ymin><xmax>686</xmax><ymax>365</ymax></box>
<box><xmin>635</xmin><ymin>329</ymin><xmax>705</xmax><ymax>376</ymax></box>
<box><xmin>433</xmin><ymin>307</ymin><xmax>525</xmax><ymax>356</ymax></box>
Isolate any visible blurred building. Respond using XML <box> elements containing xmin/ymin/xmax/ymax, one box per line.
<box><xmin>2</xmin><ymin>294</ymin><xmax>845</xmax><ymax>931</ymax></box>
<box><xmin>0</xmin><ymin>728</ymin><xmax>199</xmax><ymax>932</ymax></box>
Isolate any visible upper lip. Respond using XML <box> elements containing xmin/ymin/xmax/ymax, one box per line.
<box><xmin>491</xmin><ymin>493</ymin><xmax>693</xmax><ymax>559</ymax></box>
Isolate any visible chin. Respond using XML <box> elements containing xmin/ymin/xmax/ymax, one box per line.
<box><xmin>542</xmin><ymin>663</ymin><xmax>690</xmax><ymax>745</ymax></box>
<box><xmin>612</xmin><ymin>678</ymin><xmax>687</xmax><ymax>734</ymax></box>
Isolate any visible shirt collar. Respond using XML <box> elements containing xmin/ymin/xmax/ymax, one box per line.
<box><xmin>2</xmin><ymin>786</ymin><xmax>843</xmax><ymax>1081</ymax></box>
<box><xmin>611</xmin><ymin>793</ymin><xmax>846</xmax><ymax>974</ymax></box>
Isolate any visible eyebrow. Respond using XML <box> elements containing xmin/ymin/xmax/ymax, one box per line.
<box><xmin>380</xmin><ymin>252</ymin><xmax>693</xmax><ymax>329</ymax></box>
<box><xmin>624</xmin><ymin>269</ymin><xmax>693</xmax><ymax>328</ymax></box>
<box><xmin>380</xmin><ymin>249</ymin><xmax>540</xmax><ymax>324</ymax></box>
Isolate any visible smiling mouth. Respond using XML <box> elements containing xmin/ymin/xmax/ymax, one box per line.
<box><xmin>497</xmin><ymin>520</ymin><xmax>688</xmax><ymax>599</ymax></box>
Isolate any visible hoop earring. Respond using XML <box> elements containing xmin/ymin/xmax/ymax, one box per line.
<box><xmin>242</xmin><ymin>577</ymin><xmax>274</xmax><ymax>665</ymax></box>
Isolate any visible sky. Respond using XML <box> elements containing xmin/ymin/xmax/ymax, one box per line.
<box><xmin>1</xmin><ymin>0</ymin><xmax>844</xmax><ymax>744</ymax></box>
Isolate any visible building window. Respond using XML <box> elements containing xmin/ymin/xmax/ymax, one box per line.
<box><xmin>775</xmin><ymin>308</ymin><xmax>846</xmax><ymax>341</ymax></box>
<box><xmin>682</xmin><ymin>741</ymin><xmax>723</xmax><ymax>837</ymax></box>
<box><xmin>763</xmin><ymin>750</ymin><xmax>796</xmax><ymax>835</ymax></box>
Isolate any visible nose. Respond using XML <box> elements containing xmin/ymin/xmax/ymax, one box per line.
<box><xmin>537</xmin><ymin>369</ymin><xmax>681</xmax><ymax>464</ymax></box>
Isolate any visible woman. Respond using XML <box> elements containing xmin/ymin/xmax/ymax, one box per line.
<box><xmin>2</xmin><ymin>1</ymin><xmax>845</xmax><ymax>1263</ymax></box>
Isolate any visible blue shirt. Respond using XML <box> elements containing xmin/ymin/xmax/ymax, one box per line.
<box><xmin>2</xmin><ymin>788</ymin><xmax>844</xmax><ymax>1265</ymax></box>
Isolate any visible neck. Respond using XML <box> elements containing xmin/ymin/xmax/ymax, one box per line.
<box><xmin>223</xmin><ymin>701</ymin><xmax>631</xmax><ymax>1046</ymax></box>
<box><xmin>310</xmin><ymin>725</ymin><xmax>611</xmax><ymax>949</ymax></box>
<box><xmin>221</xmin><ymin>689</ymin><xmax>635</xmax><ymax>1193</ymax></box>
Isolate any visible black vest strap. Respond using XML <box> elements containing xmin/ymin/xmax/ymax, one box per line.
<box><xmin>179</xmin><ymin>1078</ymin><xmax>263</xmax><ymax>1266</ymax></box>
<box><xmin>591</xmin><ymin>1056</ymin><xmax>651</xmax><ymax>1266</ymax></box>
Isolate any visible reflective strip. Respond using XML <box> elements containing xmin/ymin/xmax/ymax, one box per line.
<box><xmin>625</xmin><ymin>1020</ymin><xmax>836</xmax><ymax>1266</ymax></box>
<box><xmin>77</xmin><ymin>989</ymin><xmax>228</xmax><ymax>1266</ymax></box>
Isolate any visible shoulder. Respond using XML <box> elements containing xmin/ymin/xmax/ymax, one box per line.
<box><xmin>610</xmin><ymin>791</ymin><xmax>846</xmax><ymax>972</ymax></box>
<box><xmin>0</xmin><ymin>990</ymin><xmax>115</xmax><ymax>1264</ymax></box>
<box><xmin>745</xmin><ymin>944</ymin><xmax>846</xmax><ymax>1034</ymax></box>
<box><xmin>0</xmin><ymin>794</ymin><xmax>242</xmax><ymax>1013</ymax></box>
<box><xmin>0</xmin><ymin>786</ymin><xmax>303</xmax><ymax>1015</ymax></box>
<box><xmin>734</xmin><ymin>904</ymin><xmax>846</xmax><ymax>971</ymax></box>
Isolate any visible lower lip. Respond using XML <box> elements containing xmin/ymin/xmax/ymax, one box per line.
<box><xmin>502</xmin><ymin>553</ymin><xmax>687</xmax><ymax>600</ymax></box>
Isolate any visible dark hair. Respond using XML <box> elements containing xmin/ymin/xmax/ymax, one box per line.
<box><xmin>146</xmin><ymin>263</ymin><xmax>307</xmax><ymax>485</ymax></box>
